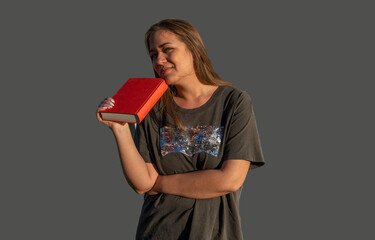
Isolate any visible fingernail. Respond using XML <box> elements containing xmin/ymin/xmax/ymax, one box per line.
<box><xmin>110</xmin><ymin>99</ymin><xmax>115</xmax><ymax>103</ymax></box>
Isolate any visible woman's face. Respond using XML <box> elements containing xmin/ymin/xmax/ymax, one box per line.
<box><xmin>148</xmin><ymin>30</ymin><xmax>196</xmax><ymax>85</ymax></box>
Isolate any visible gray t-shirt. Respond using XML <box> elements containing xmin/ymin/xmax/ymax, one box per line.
<box><xmin>134</xmin><ymin>86</ymin><xmax>265</xmax><ymax>240</ymax></box>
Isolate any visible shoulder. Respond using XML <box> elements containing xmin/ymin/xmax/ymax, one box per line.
<box><xmin>219</xmin><ymin>85</ymin><xmax>253</xmax><ymax>107</ymax></box>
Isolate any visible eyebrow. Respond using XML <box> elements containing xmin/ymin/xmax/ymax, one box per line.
<box><xmin>149</xmin><ymin>42</ymin><xmax>172</xmax><ymax>53</ymax></box>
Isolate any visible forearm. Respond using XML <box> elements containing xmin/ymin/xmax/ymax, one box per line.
<box><xmin>112</xmin><ymin>125</ymin><xmax>158</xmax><ymax>194</ymax></box>
<box><xmin>153</xmin><ymin>170</ymin><xmax>236</xmax><ymax>199</ymax></box>
<box><xmin>151</xmin><ymin>160</ymin><xmax>250</xmax><ymax>199</ymax></box>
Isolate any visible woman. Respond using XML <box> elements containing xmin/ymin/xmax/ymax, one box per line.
<box><xmin>97</xmin><ymin>19</ymin><xmax>265</xmax><ymax>240</ymax></box>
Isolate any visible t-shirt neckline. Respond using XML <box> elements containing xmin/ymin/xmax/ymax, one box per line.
<box><xmin>172</xmin><ymin>86</ymin><xmax>223</xmax><ymax>112</ymax></box>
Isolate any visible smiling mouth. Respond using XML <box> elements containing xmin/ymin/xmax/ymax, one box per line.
<box><xmin>160</xmin><ymin>67</ymin><xmax>172</xmax><ymax>76</ymax></box>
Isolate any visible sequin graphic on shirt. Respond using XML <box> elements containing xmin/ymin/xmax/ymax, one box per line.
<box><xmin>160</xmin><ymin>126</ymin><xmax>224</xmax><ymax>157</ymax></box>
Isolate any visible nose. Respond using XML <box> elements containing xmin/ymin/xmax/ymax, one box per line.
<box><xmin>153</xmin><ymin>52</ymin><xmax>167</xmax><ymax>66</ymax></box>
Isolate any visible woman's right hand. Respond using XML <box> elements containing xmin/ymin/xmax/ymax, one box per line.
<box><xmin>96</xmin><ymin>97</ymin><xmax>129</xmax><ymax>131</ymax></box>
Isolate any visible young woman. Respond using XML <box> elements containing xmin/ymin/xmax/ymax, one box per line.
<box><xmin>97</xmin><ymin>19</ymin><xmax>265</xmax><ymax>240</ymax></box>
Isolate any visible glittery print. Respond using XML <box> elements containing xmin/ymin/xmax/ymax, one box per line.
<box><xmin>160</xmin><ymin>126</ymin><xmax>224</xmax><ymax>157</ymax></box>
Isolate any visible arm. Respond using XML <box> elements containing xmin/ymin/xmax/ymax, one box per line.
<box><xmin>150</xmin><ymin>159</ymin><xmax>250</xmax><ymax>199</ymax></box>
<box><xmin>112</xmin><ymin>126</ymin><xmax>159</xmax><ymax>194</ymax></box>
<box><xmin>96</xmin><ymin>98</ymin><xmax>158</xmax><ymax>194</ymax></box>
<box><xmin>152</xmin><ymin>90</ymin><xmax>264</xmax><ymax>198</ymax></box>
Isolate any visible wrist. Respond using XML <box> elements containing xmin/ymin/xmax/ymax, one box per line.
<box><xmin>111</xmin><ymin>123</ymin><xmax>130</xmax><ymax>135</ymax></box>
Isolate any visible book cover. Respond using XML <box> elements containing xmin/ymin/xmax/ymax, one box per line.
<box><xmin>99</xmin><ymin>78</ymin><xmax>168</xmax><ymax>123</ymax></box>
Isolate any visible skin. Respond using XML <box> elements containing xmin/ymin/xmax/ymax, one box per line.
<box><xmin>96</xmin><ymin>30</ymin><xmax>250</xmax><ymax>199</ymax></box>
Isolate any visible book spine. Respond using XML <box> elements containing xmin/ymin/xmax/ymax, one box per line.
<box><xmin>136</xmin><ymin>80</ymin><xmax>168</xmax><ymax>122</ymax></box>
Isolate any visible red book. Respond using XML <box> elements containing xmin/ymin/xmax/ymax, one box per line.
<box><xmin>99</xmin><ymin>78</ymin><xmax>168</xmax><ymax>123</ymax></box>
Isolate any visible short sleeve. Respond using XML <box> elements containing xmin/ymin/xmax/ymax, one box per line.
<box><xmin>222</xmin><ymin>91</ymin><xmax>265</xmax><ymax>170</ymax></box>
<box><xmin>134</xmin><ymin>120</ymin><xmax>153</xmax><ymax>163</ymax></box>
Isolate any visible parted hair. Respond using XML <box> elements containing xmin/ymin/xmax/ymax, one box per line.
<box><xmin>145</xmin><ymin>19</ymin><xmax>233</xmax><ymax>127</ymax></box>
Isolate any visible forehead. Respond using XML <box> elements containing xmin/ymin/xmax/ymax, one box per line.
<box><xmin>148</xmin><ymin>30</ymin><xmax>182</xmax><ymax>51</ymax></box>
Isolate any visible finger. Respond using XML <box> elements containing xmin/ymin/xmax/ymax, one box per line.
<box><xmin>97</xmin><ymin>112</ymin><xmax>116</xmax><ymax>128</ymax></box>
<box><xmin>99</xmin><ymin>97</ymin><xmax>113</xmax><ymax>106</ymax></box>
<box><xmin>98</xmin><ymin>104</ymin><xmax>110</xmax><ymax>109</ymax></box>
<box><xmin>96</xmin><ymin>111</ymin><xmax>104</xmax><ymax>122</ymax></box>
<box><xmin>99</xmin><ymin>104</ymin><xmax>113</xmax><ymax>110</ymax></box>
<box><xmin>96</xmin><ymin>113</ymin><xmax>111</xmax><ymax>128</ymax></box>
<box><xmin>102</xmin><ymin>99</ymin><xmax>115</xmax><ymax>107</ymax></box>
<box><xmin>97</xmin><ymin>101</ymin><xmax>114</xmax><ymax>110</ymax></box>
<box><xmin>107</xmin><ymin>101</ymin><xmax>115</xmax><ymax>107</ymax></box>
<box><xmin>104</xmin><ymin>97</ymin><xmax>115</xmax><ymax>103</ymax></box>
<box><xmin>97</xmin><ymin>106</ymin><xmax>108</xmax><ymax>111</ymax></box>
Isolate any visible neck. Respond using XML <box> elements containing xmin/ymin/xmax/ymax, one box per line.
<box><xmin>175</xmin><ymin>83</ymin><xmax>210</xmax><ymax>100</ymax></box>
<box><xmin>173</xmin><ymin>74</ymin><xmax>211</xmax><ymax>97</ymax></box>
<box><xmin>172</xmin><ymin>79</ymin><xmax>218</xmax><ymax>109</ymax></box>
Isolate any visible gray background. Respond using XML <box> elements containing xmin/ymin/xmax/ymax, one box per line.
<box><xmin>1</xmin><ymin>0</ymin><xmax>374</xmax><ymax>239</ymax></box>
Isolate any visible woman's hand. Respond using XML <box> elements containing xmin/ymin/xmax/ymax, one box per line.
<box><xmin>97</xmin><ymin>98</ymin><xmax>159</xmax><ymax>194</ymax></box>
<box><xmin>96</xmin><ymin>97</ymin><xmax>128</xmax><ymax>131</ymax></box>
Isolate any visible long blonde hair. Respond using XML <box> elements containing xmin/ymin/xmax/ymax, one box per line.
<box><xmin>145</xmin><ymin>19</ymin><xmax>233</xmax><ymax>127</ymax></box>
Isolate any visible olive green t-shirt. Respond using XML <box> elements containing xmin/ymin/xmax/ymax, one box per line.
<box><xmin>134</xmin><ymin>86</ymin><xmax>265</xmax><ymax>240</ymax></box>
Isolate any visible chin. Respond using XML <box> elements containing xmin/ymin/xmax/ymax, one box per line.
<box><xmin>163</xmin><ymin>77</ymin><xmax>175</xmax><ymax>85</ymax></box>
<box><xmin>163</xmin><ymin>73</ymin><xmax>182</xmax><ymax>86</ymax></box>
